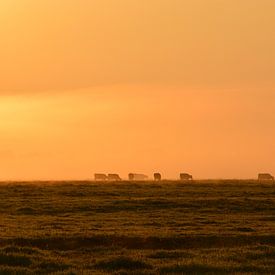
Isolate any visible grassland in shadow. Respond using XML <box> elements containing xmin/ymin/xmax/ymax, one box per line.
<box><xmin>0</xmin><ymin>180</ymin><xmax>274</xmax><ymax>273</ymax></box>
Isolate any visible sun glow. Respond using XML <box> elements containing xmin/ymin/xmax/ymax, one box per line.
<box><xmin>0</xmin><ymin>1</ymin><xmax>275</xmax><ymax>179</ymax></box>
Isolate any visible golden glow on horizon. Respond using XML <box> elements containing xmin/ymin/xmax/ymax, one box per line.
<box><xmin>0</xmin><ymin>1</ymin><xmax>275</xmax><ymax>179</ymax></box>
<box><xmin>0</xmin><ymin>86</ymin><xmax>275</xmax><ymax>180</ymax></box>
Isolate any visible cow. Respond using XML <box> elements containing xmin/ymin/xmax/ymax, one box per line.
<box><xmin>154</xmin><ymin>173</ymin><xmax>162</xmax><ymax>181</ymax></box>
<box><xmin>128</xmin><ymin>173</ymin><xmax>148</xmax><ymax>181</ymax></box>
<box><xmin>108</xmin><ymin>174</ymin><xmax>122</xmax><ymax>181</ymax></box>
<box><xmin>94</xmin><ymin>173</ymin><xmax>108</xmax><ymax>181</ymax></box>
<box><xmin>258</xmin><ymin>173</ymin><xmax>274</xmax><ymax>183</ymax></box>
<box><xmin>180</xmin><ymin>173</ymin><xmax>193</xmax><ymax>181</ymax></box>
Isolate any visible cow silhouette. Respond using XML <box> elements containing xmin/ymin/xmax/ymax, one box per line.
<box><xmin>180</xmin><ymin>173</ymin><xmax>193</xmax><ymax>181</ymax></box>
<box><xmin>108</xmin><ymin>174</ymin><xmax>122</xmax><ymax>181</ymax></box>
<box><xmin>154</xmin><ymin>173</ymin><xmax>162</xmax><ymax>181</ymax></box>
<box><xmin>128</xmin><ymin>173</ymin><xmax>148</xmax><ymax>181</ymax></box>
<box><xmin>258</xmin><ymin>173</ymin><xmax>274</xmax><ymax>182</ymax></box>
<box><xmin>94</xmin><ymin>173</ymin><xmax>108</xmax><ymax>181</ymax></box>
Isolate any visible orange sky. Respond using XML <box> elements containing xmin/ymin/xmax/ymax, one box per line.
<box><xmin>0</xmin><ymin>1</ymin><xmax>275</xmax><ymax>180</ymax></box>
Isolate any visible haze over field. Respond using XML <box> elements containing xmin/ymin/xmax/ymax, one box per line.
<box><xmin>0</xmin><ymin>1</ymin><xmax>275</xmax><ymax>180</ymax></box>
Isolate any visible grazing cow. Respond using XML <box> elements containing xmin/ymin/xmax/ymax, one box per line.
<box><xmin>128</xmin><ymin>173</ymin><xmax>148</xmax><ymax>181</ymax></box>
<box><xmin>180</xmin><ymin>173</ymin><xmax>193</xmax><ymax>181</ymax></box>
<box><xmin>258</xmin><ymin>173</ymin><xmax>274</xmax><ymax>182</ymax></box>
<box><xmin>154</xmin><ymin>173</ymin><xmax>162</xmax><ymax>181</ymax></box>
<box><xmin>94</xmin><ymin>173</ymin><xmax>108</xmax><ymax>181</ymax></box>
<box><xmin>108</xmin><ymin>174</ymin><xmax>122</xmax><ymax>181</ymax></box>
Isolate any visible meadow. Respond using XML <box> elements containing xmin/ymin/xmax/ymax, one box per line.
<box><xmin>0</xmin><ymin>180</ymin><xmax>274</xmax><ymax>274</ymax></box>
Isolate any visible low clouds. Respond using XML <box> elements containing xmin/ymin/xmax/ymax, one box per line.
<box><xmin>1</xmin><ymin>1</ymin><xmax>275</xmax><ymax>94</ymax></box>
<box><xmin>0</xmin><ymin>150</ymin><xmax>14</xmax><ymax>158</ymax></box>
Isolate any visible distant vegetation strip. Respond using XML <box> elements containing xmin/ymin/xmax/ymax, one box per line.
<box><xmin>2</xmin><ymin>235</ymin><xmax>275</xmax><ymax>251</ymax></box>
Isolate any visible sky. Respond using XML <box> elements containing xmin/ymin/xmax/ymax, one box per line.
<box><xmin>0</xmin><ymin>0</ymin><xmax>275</xmax><ymax>180</ymax></box>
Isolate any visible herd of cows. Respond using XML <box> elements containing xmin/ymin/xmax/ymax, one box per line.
<box><xmin>94</xmin><ymin>173</ymin><xmax>193</xmax><ymax>181</ymax></box>
<box><xmin>94</xmin><ymin>173</ymin><xmax>275</xmax><ymax>182</ymax></box>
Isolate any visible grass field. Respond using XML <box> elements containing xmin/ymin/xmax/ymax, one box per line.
<box><xmin>0</xmin><ymin>180</ymin><xmax>274</xmax><ymax>274</ymax></box>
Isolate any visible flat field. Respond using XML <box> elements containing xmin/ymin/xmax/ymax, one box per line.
<box><xmin>0</xmin><ymin>180</ymin><xmax>274</xmax><ymax>274</ymax></box>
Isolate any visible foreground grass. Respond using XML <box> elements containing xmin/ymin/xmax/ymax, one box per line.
<box><xmin>0</xmin><ymin>180</ymin><xmax>274</xmax><ymax>273</ymax></box>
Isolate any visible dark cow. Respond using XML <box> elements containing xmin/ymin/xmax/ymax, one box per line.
<box><xmin>180</xmin><ymin>173</ymin><xmax>193</xmax><ymax>181</ymax></box>
<box><xmin>94</xmin><ymin>173</ymin><xmax>108</xmax><ymax>181</ymax></box>
<box><xmin>258</xmin><ymin>173</ymin><xmax>274</xmax><ymax>182</ymax></box>
<box><xmin>154</xmin><ymin>173</ymin><xmax>162</xmax><ymax>181</ymax></box>
<box><xmin>108</xmin><ymin>174</ymin><xmax>122</xmax><ymax>181</ymax></box>
<box><xmin>128</xmin><ymin>173</ymin><xmax>148</xmax><ymax>181</ymax></box>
